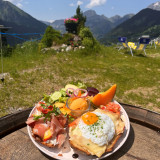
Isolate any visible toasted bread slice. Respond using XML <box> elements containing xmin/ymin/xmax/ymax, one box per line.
<box><xmin>69</xmin><ymin>109</ymin><xmax>125</xmax><ymax>157</ymax></box>
<box><xmin>32</xmin><ymin>133</ymin><xmax>56</xmax><ymax>148</ymax></box>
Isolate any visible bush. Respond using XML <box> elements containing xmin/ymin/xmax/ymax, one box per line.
<box><xmin>62</xmin><ymin>33</ymin><xmax>74</xmax><ymax>45</ymax></box>
<box><xmin>13</xmin><ymin>41</ymin><xmax>39</xmax><ymax>55</ymax></box>
<box><xmin>79</xmin><ymin>27</ymin><xmax>95</xmax><ymax>49</ymax></box>
<box><xmin>82</xmin><ymin>37</ymin><xmax>94</xmax><ymax>48</ymax></box>
<box><xmin>41</xmin><ymin>26</ymin><xmax>62</xmax><ymax>48</ymax></box>
<box><xmin>79</xmin><ymin>27</ymin><xmax>101</xmax><ymax>51</ymax></box>
<box><xmin>79</xmin><ymin>27</ymin><xmax>94</xmax><ymax>40</ymax></box>
<box><xmin>2</xmin><ymin>46</ymin><xmax>13</xmax><ymax>57</ymax></box>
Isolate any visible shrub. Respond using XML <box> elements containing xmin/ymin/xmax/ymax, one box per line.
<box><xmin>79</xmin><ymin>27</ymin><xmax>101</xmax><ymax>51</ymax></box>
<box><xmin>82</xmin><ymin>37</ymin><xmax>94</xmax><ymax>48</ymax></box>
<box><xmin>41</xmin><ymin>26</ymin><xmax>62</xmax><ymax>48</ymax></box>
<box><xmin>11</xmin><ymin>41</ymin><xmax>39</xmax><ymax>56</ymax></box>
<box><xmin>2</xmin><ymin>45</ymin><xmax>13</xmax><ymax>57</ymax></box>
<box><xmin>79</xmin><ymin>27</ymin><xmax>95</xmax><ymax>49</ymax></box>
<box><xmin>62</xmin><ymin>33</ymin><xmax>74</xmax><ymax>45</ymax></box>
<box><xmin>79</xmin><ymin>27</ymin><xmax>94</xmax><ymax>40</ymax></box>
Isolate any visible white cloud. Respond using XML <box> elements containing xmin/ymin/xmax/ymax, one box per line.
<box><xmin>69</xmin><ymin>3</ymin><xmax>75</xmax><ymax>7</ymax></box>
<box><xmin>48</xmin><ymin>20</ymin><xmax>55</xmax><ymax>23</ymax></box>
<box><xmin>17</xmin><ymin>2</ymin><xmax>23</xmax><ymax>8</ymax></box>
<box><xmin>77</xmin><ymin>1</ymin><xmax>83</xmax><ymax>6</ymax></box>
<box><xmin>86</xmin><ymin>0</ymin><xmax>107</xmax><ymax>8</ymax></box>
<box><xmin>3</xmin><ymin>0</ymin><xmax>23</xmax><ymax>8</ymax></box>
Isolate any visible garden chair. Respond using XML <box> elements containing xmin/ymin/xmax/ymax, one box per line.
<box><xmin>118</xmin><ymin>37</ymin><xmax>133</xmax><ymax>56</ymax></box>
<box><xmin>128</xmin><ymin>38</ymin><xmax>150</xmax><ymax>56</ymax></box>
<box><xmin>154</xmin><ymin>38</ymin><xmax>160</xmax><ymax>49</ymax></box>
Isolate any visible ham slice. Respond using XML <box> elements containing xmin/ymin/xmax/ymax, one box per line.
<box><xmin>57</xmin><ymin>132</ymin><xmax>67</xmax><ymax>148</ymax></box>
<box><xmin>26</xmin><ymin>117</ymin><xmax>44</xmax><ymax>127</ymax></box>
<box><xmin>26</xmin><ymin>117</ymin><xmax>35</xmax><ymax>126</ymax></box>
<box><xmin>50</xmin><ymin>114</ymin><xmax>64</xmax><ymax>136</ymax></box>
<box><xmin>26</xmin><ymin>105</ymin><xmax>67</xmax><ymax>147</ymax></box>
<box><xmin>56</xmin><ymin>114</ymin><xmax>67</xmax><ymax>127</ymax></box>
<box><xmin>33</xmin><ymin>122</ymin><xmax>49</xmax><ymax>139</ymax></box>
<box><xmin>50</xmin><ymin>114</ymin><xmax>67</xmax><ymax>147</ymax></box>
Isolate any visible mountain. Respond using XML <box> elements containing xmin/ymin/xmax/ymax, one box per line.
<box><xmin>50</xmin><ymin>20</ymin><xmax>65</xmax><ymax>33</ymax></box>
<box><xmin>0</xmin><ymin>0</ymin><xmax>47</xmax><ymax>45</ymax></box>
<box><xmin>83</xmin><ymin>10</ymin><xmax>113</xmax><ymax>39</ymax></box>
<box><xmin>80</xmin><ymin>10</ymin><xmax>134</xmax><ymax>39</ymax></box>
<box><xmin>46</xmin><ymin>10</ymin><xmax>134</xmax><ymax>40</ymax></box>
<box><xmin>102</xmin><ymin>8</ymin><xmax>160</xmax><ymax>43</ymax></box>
<box><xmin>148</xmin><ymin>1</ymin><xmax>160</xmax><ymax>11</ymax></box>
<box><xmin>40</xmin><ymin>20</ymin><xmax>51</xmax><ymax>26</ymax></box>
<box><xmin>109</xmin><ymin>14</ymin><xmax>135</xmax><ymax>26</ymax></box>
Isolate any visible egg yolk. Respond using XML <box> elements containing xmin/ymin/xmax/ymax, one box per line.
<box><xmin>82</xmin><ymin>112</ymin><xmax>99</xmax><ymax>125</ymax></box>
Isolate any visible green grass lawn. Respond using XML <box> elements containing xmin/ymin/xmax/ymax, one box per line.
<box><xmin>0</xmin><ymin>42</ymin><xmax>160</xmax><ymax>117</ymax></box>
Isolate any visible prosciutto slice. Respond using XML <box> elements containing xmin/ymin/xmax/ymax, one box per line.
<box><xmin>56</xmin><ymin>114</ymin><xmax>67</xmax><ymax>127</ymax></box>
<box><xmin>26</xmin><ymin>106</ymin><xmax>67</xmax><ymax>147</ymax></box>
<box><xmin>57</xmin><ymin>132</ymin><xmax>67</xmax><ymax>148</ymax></box>
<box><xmin>26</xmin><ymin>117</ymin><xmax>35</xmax><ymax>126</ymax></box>
<box><xmin>50</xmin><ymin>114</ymin><xmax>65</xmax><ymax>136</ymax></box>
<box><xmin>32</xmin><ymin>122</ymin><xmax>49</xmax><ymax>139</ymax></box>
<box><xmin>26</xmin><ymin>117</ymin><xmax>44</xmax><ymax>127</ymax></box>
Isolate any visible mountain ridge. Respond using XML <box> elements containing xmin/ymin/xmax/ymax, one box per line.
<box><xmin>148</xmin><ymin>1</ymin><xmax>160</xmax><ymax>11</ymax></box>
<box><xmin>0</xmin><ymin>0</ymin><xmax>47</xmax><ymax>45</ymax></box>
<box><xmin>102</xmin><ymin>8</ymin><xmax>160</xmax><ymax>43</ymax></box>
<box><xmin>44</xmin><ymin>9</ymin><xmax>134</xmax><ymax>40</ymax></box>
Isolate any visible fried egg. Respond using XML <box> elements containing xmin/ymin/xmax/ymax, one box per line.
<box><xmin>78</xmin><ymin>111</ymin><xmax>115</xmax><ymax>146</ymax></box>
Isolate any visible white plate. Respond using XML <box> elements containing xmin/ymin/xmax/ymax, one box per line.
<box><xmin>27</xmin><ymin>100</ymin><xmax>130</xmax><ymax>160</ymax></box>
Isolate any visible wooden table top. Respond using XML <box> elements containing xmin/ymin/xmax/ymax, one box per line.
<box><xmin>0</xmin><ymin>122</ymin><xmax>160</xmax><ymax>160</ymax></box>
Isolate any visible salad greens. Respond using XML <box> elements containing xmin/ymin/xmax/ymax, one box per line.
<box><xmin>43</xmin><ymin>82</ymin><xmax>87</xmax><ymax>104</ymax></box>
<box><xmin>33</xmin><ymin>105</ymin><xmax>61</xmax><ymax>121</ymax></box>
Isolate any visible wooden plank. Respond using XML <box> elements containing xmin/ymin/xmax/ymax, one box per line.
<box><xmin>122</xmin><ymin>103</ymin><xmax>148</xmax><ymax>122</ymax></box>
<box><xmin>0</xmin><ymin>107</ymin><xmax>32</xmax><ymax>138</ymax></box>
<box><xmin>120</xmin><ymin>103</ymin><xmax>160</xmax><ymax>130</ymax></box>
<box><xmin>145</xmin><ymin>111</ymin><xmax>160</xmax><ymax>128</ymax></box>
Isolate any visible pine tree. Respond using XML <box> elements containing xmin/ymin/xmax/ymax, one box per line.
<box><xmin>74</xmin><ymin>5</ymin><xmax>86</xmax><ymax>34</ymax></box>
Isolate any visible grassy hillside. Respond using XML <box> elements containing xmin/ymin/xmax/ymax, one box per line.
<box><xmin>0</xmin><ymin>42</ymin><xmax>160</xmax><ymax>117</ymax></box>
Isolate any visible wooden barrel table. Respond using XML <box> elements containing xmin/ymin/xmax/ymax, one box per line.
<box><xmin>0</xmin><ymin>103</ymin><xmax>160</xmax><ymax>160</ymax></box>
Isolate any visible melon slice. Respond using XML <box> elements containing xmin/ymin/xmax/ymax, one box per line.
<box><xmin>92</xmin><ymin>84</ymin><xmax>117</xmax><ymax>106</ymax></box>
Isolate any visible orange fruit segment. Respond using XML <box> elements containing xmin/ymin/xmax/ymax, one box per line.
<box><xmin>60</xmin><ymin>107</ymin><xmax>71</xmax><ymax>115</ymax></box>
<box><xmin>55</xmin><ymin>102</ymin><xmax>65</xmax><ymax>108</ymax></box>
<box><xmin>92</xmin><ymin>84</ymin><xmax>117</xmax><ymax>106</ymax></box>
<box><xmin>43</xmin><ymin>128</ymin><xmax>52</xmax><ymax>141</ymax></box>
<box><xmin>69</xmin><ymin>98</ymin><xmax>88</xmax><ymax>110</ymax></box>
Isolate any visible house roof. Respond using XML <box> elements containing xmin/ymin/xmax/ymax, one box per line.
<box><xmin>0</xmin><ymin>25</ymin><xmax>11</xmax><ymax>31</ymax></box>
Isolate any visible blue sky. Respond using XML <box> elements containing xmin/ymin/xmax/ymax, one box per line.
<box><xmin>4</xmin><ymin>0</ymin><xmax>159</xmax><ymax>22</ymax></box>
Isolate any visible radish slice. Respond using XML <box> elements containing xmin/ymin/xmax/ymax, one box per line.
<box><xmin>66</xmin><ymin>88</ymin><xmax>75</xmax><ymax>97</ymax></box>
<box><xmin>66</xmin><ymin>88</ymin><xmax>88</xmax><ymax>98</ymax></box>
<box><xmin>74</xmin><ymin>89</ymin><xmax>88</xmax><ymax>98</ymax></box>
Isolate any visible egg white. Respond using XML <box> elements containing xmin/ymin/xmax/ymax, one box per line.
<box><xmin>78</xmin><ymin>111</ymin><xmax>115</xmax><ymax>146</ymax></box>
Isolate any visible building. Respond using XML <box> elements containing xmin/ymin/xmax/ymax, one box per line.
<box><xmin>0</xmin><ymin>25</ymin><xmax>11</xmax><ymax>46</ymax></box>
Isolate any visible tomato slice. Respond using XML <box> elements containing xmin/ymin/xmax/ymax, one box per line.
<box><xmin>101</xmin><ymin>102</ymin><xmax>120</xmax><ymax>113</ymax></box>
<box><xmin>42</xmin><ymin>109</ymin><xmax>49</xmax><ymax>114</ymax></box>
<box><xmin>68</xmin><ymin>118</ymin><xmax>80</xmax><ymax>127</ymax></box>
